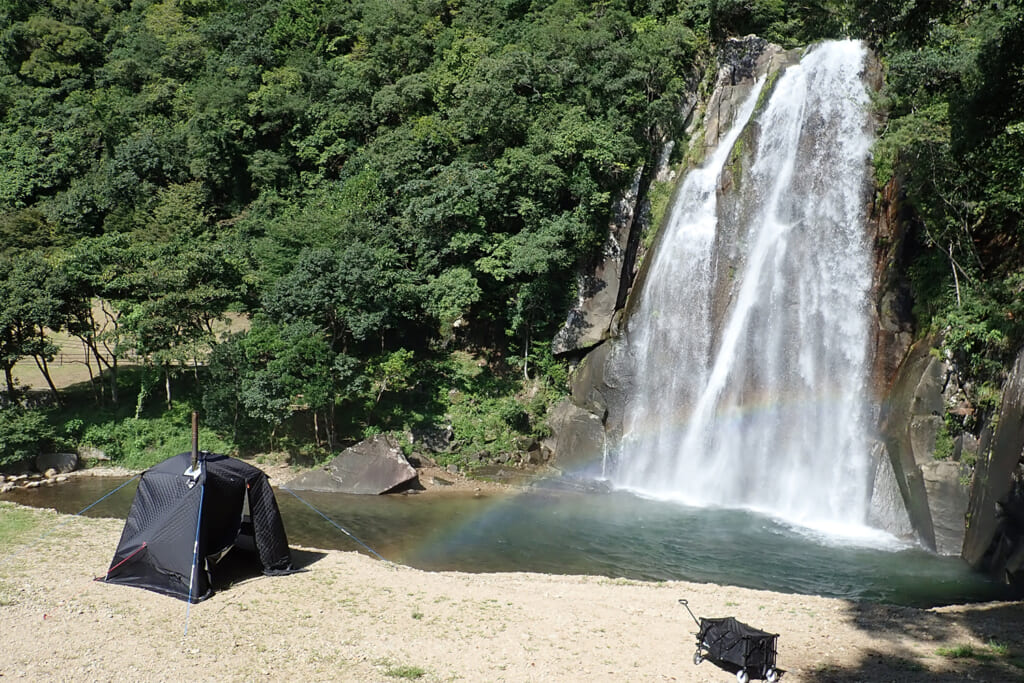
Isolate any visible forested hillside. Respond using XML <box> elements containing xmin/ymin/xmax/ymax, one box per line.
<box><xmin>1</xmin><ymin>0</ymin><xmax>1022</xmax><ymax>471</ymax></box>
<box><xmin>865</xmin><ymin>0</ymin><xmax>1024</xmax><ymax>436</ymax></box>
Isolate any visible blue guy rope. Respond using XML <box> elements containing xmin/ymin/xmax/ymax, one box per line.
<box><xmin>184</xmin><ymin>476</ymin><xmax>205</xmax><ymax>636</ymax></box>
<box><xmin>280</xmin><ymin>486</ymin><xmax>388</xmax><ymax>562</ymax></box>
<box><xmin>0</xmin><ymin>473</ymin><xmax>141</xmax><ymax>569</ymax></box>
<box><xmin>72</xmin><ymin>475</ymin><xmax>142</xmax><ymax>516</ymax></box>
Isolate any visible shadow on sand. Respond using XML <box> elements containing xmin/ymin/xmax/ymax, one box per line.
<box><xmin>803</xmin><ymin>600</ymin><xmax>1024</xmax><ymax>682</ymax></box>
<box><xmin>211</xmin><ymin>546</ymin><xmax>327</xmax><ymax>596</ymax></box>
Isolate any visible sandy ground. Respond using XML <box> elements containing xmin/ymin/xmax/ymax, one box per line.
<box><xmin>1</xmin><ymin>499</ymin><xmax>1022</xmax><ymax>683</ymax></box>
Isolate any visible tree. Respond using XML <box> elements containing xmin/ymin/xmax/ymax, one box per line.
<box><xmin>205</xmin><ymin>315</ymin><xmax>336</xmax><ymax>449</ymax></box>
<box><xmin>0</xmin><ymin>253</ymin><xmax>63</xmax><ymax>402</ymax></box>
<box><xmin>263</xmin><ymin>244</ymin><xmax>421</xmax><ymax>353</ymax></box>
<box><xmin>0</xmin><ymin>405</ymin><xmax>55</xmax><ymax>468</ymax></box>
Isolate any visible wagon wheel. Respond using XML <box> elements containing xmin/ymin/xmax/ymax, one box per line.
<box><xmin>765</xmin><ymin>668</ymin><xmax>779</xmax><ymax>682</ymax></box>
<box><xmin>736</xmin><ymin>670</ymin><xmax>749</xmax><ymax>683</ymax></box>
<box><xmin>692</xmin><ymin>650</ymin><xmax>703</xmax><ymax>665</ymax></box>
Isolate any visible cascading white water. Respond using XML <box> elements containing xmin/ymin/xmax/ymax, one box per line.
<box><xmin>613</xmin><ymin>40</ymin><xmax>876</xmax><ymax>531</ymax></box>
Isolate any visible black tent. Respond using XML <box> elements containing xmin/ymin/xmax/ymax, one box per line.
<box><xmin>102</xmin><ymin>451</ymin><xmax>294</xmax><ymax>602</ymax></box>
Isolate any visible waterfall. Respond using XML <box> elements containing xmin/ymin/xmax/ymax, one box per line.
<box><xmin>612</xmin><ymin>40</ymin><xmax>876</xmax><ymax>532</ymax></box>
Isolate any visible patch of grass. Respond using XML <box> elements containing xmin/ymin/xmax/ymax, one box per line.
<box><xmin>0</xmin><ymin>503</ymin><xmax>43</xmax><ymax>552</ymax></box>
<box><xmin>0</xmin><ymin>582</ymin><xmax>17</xmax><ymax>606</ymax></box>
<box><xmin>597</xmin><ymin>577</ymin><xmax>643</xmax><ymax>587</ymax></box>
<box><xmin>937</xmin><ymin>644</ymin><xmax>980</xmax><ymax>659</ymax></box>
<box><xmin>383</xmin><ymin>664</ymin><xmax>427</xmax><ymax>679</ymax></box>
<box><xmin>936</xmin><ymin>641</ymin><xmax>1011</xmax><ymax>661</ymax></box>
<box><xmin>891</xmin><ymin>658</ymin><xmax>927</xmax><ymax>672</ymax></box>
<box><xmin>411</xmin><ymin>610</ymin><xmax>423</xmax><ymax>620</ymax></box>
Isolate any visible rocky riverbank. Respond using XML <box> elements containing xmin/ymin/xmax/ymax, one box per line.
<box><xmin>1</xmin><ymin>450</ymin><xmax>519</xmax><ymax>499</ymax></box>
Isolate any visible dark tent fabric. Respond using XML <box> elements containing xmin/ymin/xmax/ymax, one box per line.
<box><xmin>102</xmin><ymin>451</ymin><xmax>293</xmax><ymax>602</ymax></box>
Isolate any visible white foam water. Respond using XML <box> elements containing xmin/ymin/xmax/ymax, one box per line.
<box><xmin>613</xmin><ymin>40</ymin><xmax>880</xmax><ymax>532</ymax></box>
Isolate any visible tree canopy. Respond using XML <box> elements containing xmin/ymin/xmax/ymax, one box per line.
<box><xmin>2</xmin><ymin>0</ymin><xmax>1023</xmax><ymax>465</ymax></box>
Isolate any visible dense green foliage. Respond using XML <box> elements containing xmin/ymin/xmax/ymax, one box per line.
<box><xmin>859</xmin><ymin>1</ymin><xmax>1024</xmax><ymax>426</ymax></box>
<box><xmin>0</xmin><ymin>0</ymin><xmax>709</xmax><ymax>467</ymax></box>
<box><xmin>1</xmin><ymin>0</ymin><xmax>1022</xmax><ymax>468</ymax></box>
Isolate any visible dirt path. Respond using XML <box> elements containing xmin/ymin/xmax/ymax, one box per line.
<box><xmin>1</xmin><ymin>503</ymin><xmax>1021</xmax><ymax>683</ymax></box>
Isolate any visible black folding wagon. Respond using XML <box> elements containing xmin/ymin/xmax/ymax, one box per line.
<box><xmin>680</xmin><ymin>599</ymin><xmax>783</xmax><ymax>683</ymax></box>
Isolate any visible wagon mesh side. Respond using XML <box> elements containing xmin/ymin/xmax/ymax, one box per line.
<box><xmin>697</xmin><ymin>616</ymin><xmax>778</xmax><ymax>674</ymax></box>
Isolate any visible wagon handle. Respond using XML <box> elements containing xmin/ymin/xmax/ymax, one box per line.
<box><xmin>678</xmin><ymin>598</ymin><xmax>701</xmax><ymax>627</ymax></box>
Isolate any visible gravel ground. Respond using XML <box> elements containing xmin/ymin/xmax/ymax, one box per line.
<box><xmin>1</xmin><ymin>500</ymin><xmax>1022</xmax><ymax>683</ymax></box>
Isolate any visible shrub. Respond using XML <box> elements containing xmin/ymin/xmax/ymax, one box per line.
<box><xmin>79</xmin><ymin>402</ymin><xmax>233</xmax><ymax>470</ymax></box>
<box><xmin>0</xmin><ymin>406</ymin><xmax>55</xmax><ymax>469</ymax></box>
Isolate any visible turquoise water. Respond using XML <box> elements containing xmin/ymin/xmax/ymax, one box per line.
<box><xmin>4</xmin><ymin>477</ymin><xmax>1014</xmax><ymax>608</ymax></box>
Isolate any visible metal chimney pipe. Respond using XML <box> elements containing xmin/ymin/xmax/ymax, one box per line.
<box><xmin>191</xmin><ymin>411</ymin><xmax>199</xmax><ymax>471</ymax></box>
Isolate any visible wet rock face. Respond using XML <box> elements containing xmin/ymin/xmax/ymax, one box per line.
<box><xmin>876</xmin><ymin>334</ymin><xmax>1024</xmax><ymax>574</ymax></box>
<box><xmin>552</xmin><ymin>168</ymin><xmax>643</xmax><ymax>356</ymax></box>
<box><xmin>963</xmin><ymin>347</ymin><xmax>1024</xmax><ymax>585</ymax></box>
<box><xmin>543</xmin><ymin>399</ymin><xmax>606</xmax><ymax>479</ymax></box>
<box><xmin>869</xmin><ymin>441</ymin><xmax>915</xmax><ymax>538</ymax></box>
<box><xmin>554</xmin><ymin>38</ymin><xmax>793</xmax><ymax>475</ymax></box>
<box><xmin>716</xmin><ymin>35</ymin><xmax>770</xmax><ymax>83</ymax></box>
<box><xmin>876</xmin><ymin>337</ymin><xmax>974</xmax><ymax>553</ymax></box>
<box><xmin>867</xmin><ymin>179</ymin><xmax>914</xmax><ymax>397</ymax></box>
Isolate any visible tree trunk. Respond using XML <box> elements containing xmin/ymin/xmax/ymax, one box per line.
<box><xmin>80</xmin><ymin>339</ymin><xmax>100</xmax><ymax>404</ymax></box>
<box><xmin>165</xmin><ymin>367</ymin><xmax>172</xmax><ymax>409</ymax></box>
<box><xmin>98</xmin><ymin>301</ymin><xmax>120</xmax><ymax>404</ymax></box>
<box><xmin>32</xmin><ymin>354</ymin><xmax>61</xmax><ymax>406</ymax></box>
<box><xmin>949</xmin><ymin>243</ymin><xmax>962</xmax><ymax>307</ymax></box>
<box><xmin>110</xmin><ymin>357</ymin><xmax>119</xmax><ymax>404</ymax></box>
<box><xmin>232</xmin><ymin>397</ymin><xmax>240</xmax><ymax>442</ymax></box>
<box><xmin>135</xmin><ymin>366</ymin><xmax>156</xmax><ymax>419</ymax></box>
<box><xmin>78</xmin><ymin>335</ymin><xmax>113</xmax><ymax>403</ymax></box>
<box><xmin>328</xmin><ymin>399</ymin><xmax>336</xmax><ymax>450</ymax></box>
<box><xmin>2</xmin><ymin>364</ymin><xmax>15</xmax><ymax>399</ymax></box>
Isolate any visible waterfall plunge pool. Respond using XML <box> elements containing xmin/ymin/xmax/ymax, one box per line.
<box><xmin>3</xmin><ymin>475</ymin><xmax>1014</xmax><ymax>608</ymax></box>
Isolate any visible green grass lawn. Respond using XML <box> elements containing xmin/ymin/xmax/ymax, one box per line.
<box><xmin>0</xmin><ymin>502</ymin><xmax>44</xmax><ymax>553</ymax></box>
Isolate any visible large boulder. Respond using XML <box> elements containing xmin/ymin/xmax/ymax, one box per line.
<box><xmin>921</xmin><ymin>460</ymin><xmax>972</xmax><ymax>555</ymax></box>
<box><xmin>877</xmin><ymin>336</ymin><xmax>969</xmax><ymax>552</ymax></box>
<box><xmin>35</xmin><ymin>452</ymin><xmax>78</xmax><ymax>475</ymax></box>
<box><xmin>868</xmin><ymin>442</ymin><xmax>915</xmax><ymax>538</ymax></box>
<box><xmin>77</xmin><ymin>445</ymin><xmax>110</xmax><ymax>462</ymax></box>
<box><xmin>285</xmin><ymin>434</ymin><xmax>417</xmax><ymax>494</ymax></box>
<box><xmin>544</xmin><ymin>399</ymin><xmax>606</xmax><ymax>478</ymax></box>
